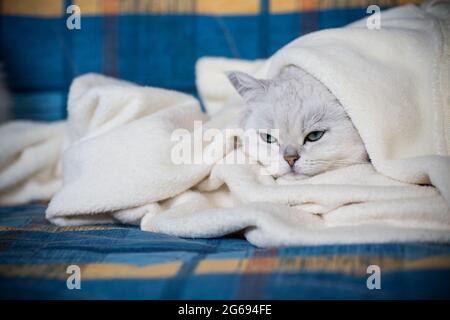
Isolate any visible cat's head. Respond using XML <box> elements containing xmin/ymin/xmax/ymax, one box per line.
<box><xmin>227</xmin><ymin>66</ymin><xmax>368</xmax><ymax>179</ymax></box>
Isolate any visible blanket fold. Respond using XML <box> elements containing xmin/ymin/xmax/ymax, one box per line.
<box><xmin>266</xmin><ymin>3</ymin><xmax>450</xmax><ymax>208</ymax></box>
<box><xmin>0</xmin><ymin>2</ymin><xmax>449</xmax><ymax>247</ymax></box>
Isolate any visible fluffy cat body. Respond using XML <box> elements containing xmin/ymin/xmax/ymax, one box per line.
<box><xmin>228</xmin><ymin>66</ymin><xmax>368</xmax><ymax>179</ymax></box>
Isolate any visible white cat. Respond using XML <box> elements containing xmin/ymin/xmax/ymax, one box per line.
<box><xmin>227</xmin><ymin>65</ymin><xmax>368</xmax><ymax>179</ymax></box>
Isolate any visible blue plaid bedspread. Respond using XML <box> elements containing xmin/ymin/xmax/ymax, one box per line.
<box><xmin>1</xmin><ymin>0</ymin><xmax>424</xmax><ymax>121</ymax></box>
<box><xmin>0</xmin><ymin>204</ymin><xmax>449</xmax><ymax>299</ymax></box>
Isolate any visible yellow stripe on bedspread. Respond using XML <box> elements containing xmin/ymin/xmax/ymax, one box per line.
<box><xmin>270</xmin><ymin>0</ymin><xmax>424</xmax><ymax>14</ymax></box>
<box><xmin>0</xmin><ymin>0</ymin><xmax>424</xmax><ymax>17</ymax></box>
<box><xmin>195</xmin><ymin>255</ymin><xmax>450</xmax><ymax>276</ymax></box>
<box><xmin>0</xmin><ymin>0</ymin><xmax>63</xmax><ymax>17</ymax></box>
<box><xmin>0</xmin><ymin>262</ymin><xmax>182</xmax><ymax>279</ymax></box>
<box><xmin>1</xmin><ymin>255</ymin><xmax>449</xmax><ymax>280</ymax></box>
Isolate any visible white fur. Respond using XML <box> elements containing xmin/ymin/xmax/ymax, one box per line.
<box><xmin>228</xmin><ymin>66</ymin><xmax>368</xmax><ymax>178</ymax></box>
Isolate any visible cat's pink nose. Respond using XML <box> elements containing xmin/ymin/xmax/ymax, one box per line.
<box><xmin>284</xmin><ymin>155</ymin><xmax>299</xmax><ymax>167</ymax></box>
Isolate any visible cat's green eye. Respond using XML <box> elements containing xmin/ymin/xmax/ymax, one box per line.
<box><xmin>305</xmin><ymin>130</ymin><xmax>325</xmax><ymax>142</ymax></box>
<box><xmin>260</xmin><ymin>132</ymin><xmax>277</xmax><ymax>144</ymax></box>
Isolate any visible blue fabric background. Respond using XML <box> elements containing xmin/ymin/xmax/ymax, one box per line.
<box><xmin>0</xmin><ymin>0</ymin><xmax>399</xmax><ymax>121</ymax></box>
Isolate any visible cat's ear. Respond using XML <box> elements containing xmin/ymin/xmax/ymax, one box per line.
<box><xmin>226</xmin><ymin>71</ymin><xmax>269</xmax><ymax>104</ymax></box>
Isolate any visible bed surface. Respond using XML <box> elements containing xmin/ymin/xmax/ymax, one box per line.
<box><xmin>0</xmin><ymin>204</ymin><xmax>449</xmax><ymax>299</ymax></box>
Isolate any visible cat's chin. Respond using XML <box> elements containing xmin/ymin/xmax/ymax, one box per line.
<box><xmin>276</xmin><ymin>171</ymin><xmax>309</xmax><ymax>181</ymax></box>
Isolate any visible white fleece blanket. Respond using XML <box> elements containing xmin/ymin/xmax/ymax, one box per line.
<box><xmin>0</xmin><ymin>3</ymin><xmax>449</xmax><ymax>247</ymax></box>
